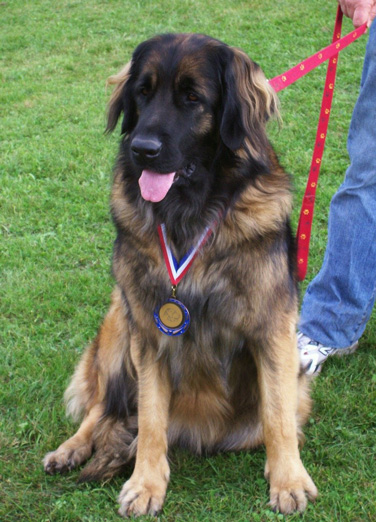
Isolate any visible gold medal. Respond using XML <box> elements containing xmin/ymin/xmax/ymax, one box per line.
<box><xmin>154</xmin><ymin>291</ymin><xmax>190</xmax><ymax>336</ymax></box>
<box><xmin>159</xmin><ymin>302</ymin><xmax>184</xmax><ymax>328</ymax></box>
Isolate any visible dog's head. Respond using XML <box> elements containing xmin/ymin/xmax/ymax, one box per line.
<box><xmin>107</xmin><ymin>33</ymin><xmax>278</xmax><ymax>223</ymax></box>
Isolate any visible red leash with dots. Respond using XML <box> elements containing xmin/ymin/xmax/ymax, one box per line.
<box><xmin>268</xmin><ymin>7</ymin><xmax>367</xmax><ymax>281</ymax></box>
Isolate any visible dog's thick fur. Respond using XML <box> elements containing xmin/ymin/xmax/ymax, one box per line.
<box><xmin>44</xmin><ymin>33</ymin><xmax>317</xmax><ymax>516</ymax></box>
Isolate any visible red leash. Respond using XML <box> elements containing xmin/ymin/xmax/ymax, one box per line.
<box><xmin>269</xmin><ymin>7</ymin><xmax>367</xmax><ymax>281</ymax></box>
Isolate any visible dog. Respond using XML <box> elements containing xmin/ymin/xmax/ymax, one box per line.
<box><xmin>44</xmin><ymin>33</ymin><xmax>317</xmax><ymax>516</ymax></box>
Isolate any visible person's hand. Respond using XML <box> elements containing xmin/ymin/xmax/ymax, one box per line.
<box><xmin>338</xmin><ymin>0</ymin><xmax>376</xmax><ymax>27</ymax></box>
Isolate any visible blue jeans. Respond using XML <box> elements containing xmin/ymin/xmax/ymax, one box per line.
<box><xmin>299</xmin><ymin>20</ymin><xmax>376</xmax><ymax>349</ymax></box>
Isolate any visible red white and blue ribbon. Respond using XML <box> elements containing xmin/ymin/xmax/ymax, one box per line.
<box><xmin>157</xmin><ymin>223</ymin><xmax>214</xmax><ymax>285</ymax></box>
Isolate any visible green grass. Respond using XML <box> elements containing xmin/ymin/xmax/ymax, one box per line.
<box><xmin>1</xmin><ymin>0</ymin><xmax>376</xmax><ymax>520</ymax></box>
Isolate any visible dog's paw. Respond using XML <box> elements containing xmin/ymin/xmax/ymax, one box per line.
<box><xmin>269</xmin><ymin>460</ymin><xmax>318</xmax><ymax>514</ymax></box>
<box><xmin>118</xmin><ymin>466</ymin><xmax>169</xmax><ymax>518</ymax></box>
<box><xmin>43</xmin><ymin>439</ymin><xmax>92</xmax><ymax>475</ymax></box>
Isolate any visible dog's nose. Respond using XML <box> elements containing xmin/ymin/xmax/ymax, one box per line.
<box><xmin>131</xmin><ymin>137</ymin><xmax>162</xmax><ymax>160</ymax></box>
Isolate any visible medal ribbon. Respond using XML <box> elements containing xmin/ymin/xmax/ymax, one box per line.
<box><xmin>157</xmin><ymin>223</ymin><xmax>214</xmax><ymax>285</ymax></box>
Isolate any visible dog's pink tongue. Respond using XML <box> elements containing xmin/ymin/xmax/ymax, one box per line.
<box><xmin>138</xmin><ymin>170</ymin><xmax>176</xmax><ymax>202</ymax></box>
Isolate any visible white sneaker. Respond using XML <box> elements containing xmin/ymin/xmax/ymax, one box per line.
<box><xmin>297</xmin><ymin>332</ymin><xmax>358</xmax><ymax>376</ymax></box>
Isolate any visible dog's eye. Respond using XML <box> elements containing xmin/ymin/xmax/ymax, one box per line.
<box><xmin>139</xmin><ymin>86</ymin><xmax>150</xmax><ymax>96</ymax></box>
<box><xmin>187</xmin><ymin>93</ymin><xmax>199</xmax><ymax>103</ymax></box>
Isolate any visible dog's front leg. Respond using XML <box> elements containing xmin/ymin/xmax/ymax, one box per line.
<box><xmin>118</xmin><ymin>334</ymin><xmax>171</xmax><ymax>517</ymax></box>
<box><xmin>255</xmin><ymin>326</ymin><xmax>318</xmax><ymax>514</ymax></box>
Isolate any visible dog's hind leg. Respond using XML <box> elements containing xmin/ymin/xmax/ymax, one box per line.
<box><xmin>44</xmin><ymin>402</ymin><xmax>103</xmax><ymax>475</ymax></box>
<box><xmin>44</xmin><ymin>330</ymin><xmax>105</xmax><ymax>475</ymax></box>
<box><xmin>44</xmin><ymin>286</ymin><xmax>135</xmax><ymax>477</ymax></box>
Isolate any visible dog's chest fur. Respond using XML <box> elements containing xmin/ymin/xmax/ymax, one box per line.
<box><xmin>115</xmin><ymin>219</ymin><xmax>286</xmax><ymax>386</ymax></box>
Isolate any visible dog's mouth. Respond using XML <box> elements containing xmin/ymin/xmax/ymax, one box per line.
<box><xmin>138</xmin><ymin>163</ymin><xmax>196</xmax><ymax>202</ymax></box>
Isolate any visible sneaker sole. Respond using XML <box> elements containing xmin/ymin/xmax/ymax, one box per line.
<box><xmin>332</xmin><ymin>342</ymin><xmax>359</xmax><ymax>357</ymax></box>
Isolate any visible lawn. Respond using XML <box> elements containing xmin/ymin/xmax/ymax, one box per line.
<box><xmin>1</xmin><ymin>0</ymin><xmax>375</xmax><ymax>520</ymax></box>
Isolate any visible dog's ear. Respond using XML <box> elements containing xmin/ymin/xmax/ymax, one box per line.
<box><xmin>220</xmin><ymin>47</ymin><xmax>279</xmax><ymax>162</ymax></box>
<box><xmin>106</xmin><ymin>61</ymin><xmax>136</xmax><ymax>134</ymax></box>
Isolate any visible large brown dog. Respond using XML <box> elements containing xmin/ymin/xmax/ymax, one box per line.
<box><xmin>44</xmin><ymin>33</ymin><xmax>317</xmax><ymax>516</ymax></box>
